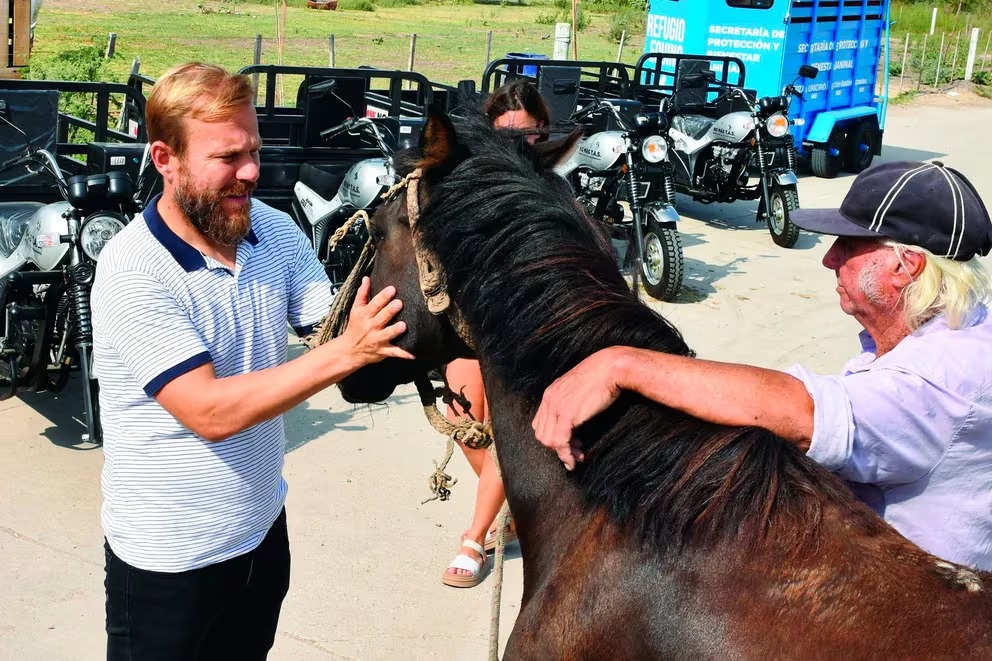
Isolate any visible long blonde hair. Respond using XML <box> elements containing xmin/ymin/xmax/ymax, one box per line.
<box><xmin>888</xmin><ymin>241</ymin><xmax>992</xmax><ymax>330</ymax></box>
<box><xmin>146</xmin><ymin>62</ymin><xmax>254</xmax><ymax>155</ymax></box>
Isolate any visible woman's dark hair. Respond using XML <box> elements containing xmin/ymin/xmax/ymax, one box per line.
<box><xmin>484</xmin><ymin>79</ymin><xmax>552</xmax><ymax>139</ymax></box>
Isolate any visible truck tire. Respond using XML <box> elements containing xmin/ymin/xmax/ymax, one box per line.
<box><xmin>844</xmin><ymin>122</ymin><xmax>878</xmax><ymax>173</ymax></box>
<box><xmin>811</xmin><ymin>128</ymin><xmax>845</xmax><ymax>179</ymax></box>
<box><xmin>641</xmin><ymin>218</ymin><xmax>684</xmax><ymax>302</ymax></box>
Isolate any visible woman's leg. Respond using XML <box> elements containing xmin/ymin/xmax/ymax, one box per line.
<box><xmin>446</xmin><ymin>358</ymin><xmax>489</xmax><ymax>478</ymax></box>
<box><xmin>444</xmin><ymin>359</ymin><xmax>506</xmax><ymax>580</ymax></box>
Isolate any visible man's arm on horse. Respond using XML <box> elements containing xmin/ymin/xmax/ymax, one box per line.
<box><xmin>532</xmin><ymin>346</ymin><xmax>814</xmax><ymax>470</ymax></box>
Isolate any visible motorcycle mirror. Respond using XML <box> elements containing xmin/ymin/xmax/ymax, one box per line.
<box><xmin>799</xmin><ymin>65</ymin><xmax>819</xmax><ymax>80</ymax></box>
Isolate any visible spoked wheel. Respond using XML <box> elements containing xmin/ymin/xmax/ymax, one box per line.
<box><xmin>811</xmin><ymin>128</ymin><xmax>846</xmax><ymax>179</ymax></box>
<box><xmin>640</xmin><ymin>216</ymin><xmax>684</xmax><ymax>302</ymax></box>
<box><xmin>764</xmin><ymin>183</ymin><xmax>801</xmax><ymax>248</ymax></box>
<box><xmin>844</xmin><ymin>122</ymin><xmax>879</xmax><ymax>174</ymax></box>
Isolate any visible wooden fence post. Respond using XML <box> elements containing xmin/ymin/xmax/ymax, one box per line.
<box><xmin>252</xmin><ymin>34</ymin><xmax>262</xmax><ymax>105</ymax></box>
<box><xmin>105</xmin><ymin>32</ymin><xmax>117</xmax><ymax>59</ymax></box>
<box><xmin>407</xmin><ymin>33</ymin><xmax>417</xmax><ymax>89</ymax></box>
<box><xmin>554</xmin><ymin>23</ymin><xmax>571</xmax><ymax>60</ymax></box>
<box><xmin>918</xmin><ymin>33</ymin><xmax>929</xmax><ymax>89</ymax></box>
<box><xmin>485</xmin><ymin>30</ymin><xmax>492</xmax><ymax>70</ymax></box>
<box><xmin>934</xmin><ymin>32</ymin><xmax>945</xmax><ymax>88</ymax></box>
<box><xmin>616</xmin><ymin>30</ymin><xmax>627</xmax><ymax>63</ymax></box>
<box><xmin>329</xmin><ymin>34</ymin><xmax>336</xmax><ymax>67</ymax></box>
<box><xmin>965</xmin><ymin>28</ymin><xmax>980</xmax><ymax>81</ymax></box>
<box><xmin>981</xmin><ymin>31</ymin><xmax>991</xmax><ymax>73</ymax></box>
<box><xmin>950</xmin><ymin>31</ymin><xmax>961</xmax><ymax>81</ymax></box>
<box><xmin>899</xmin><ymin>32</ymin><xmax>909</xmax><ymax>93</ymax></box>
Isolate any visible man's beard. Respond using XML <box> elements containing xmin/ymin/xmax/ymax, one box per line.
<box><xmin>174</xmin><ymin>165</ymin><xmax>255</xmax><ymax>247</ymax></box>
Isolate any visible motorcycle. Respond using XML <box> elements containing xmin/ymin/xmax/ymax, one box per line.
<box><xmin>290</xmin><ymin>80</ymin><xmax>414</xmax><ymax>288</ymax></box>
<box><xmin>0</xmin><ymin>99</ymin><xmax>139</xmax><ymax>443</ymax></box>
<box><xmin>555</xmin><ymin>99</ymin><xmax>684</xmax><ymax>302</ymax></box>
<box><xmin>661</xmin><ymin>65</ymin><xmax>819</xmax><ymax>248</ymax></box>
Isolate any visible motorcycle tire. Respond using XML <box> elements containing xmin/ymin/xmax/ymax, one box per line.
<box><xmin>640</xmin><ymin>217</ymin><xmax>684</xmax><ymax>302</ymax></box>
<box><xmin>843</xmin><ymin>122</ymin><xmax>878</xmax><ymax>174</ymax></box>
<box><xmin>811</xmin><ymin>128</ymin><xmax>846</xmax><ymax>179</ymax></box>
<box><xmin>765</xmin><ymin>183</ymin><xmax>801</xmax><ymax>249</ymax></box>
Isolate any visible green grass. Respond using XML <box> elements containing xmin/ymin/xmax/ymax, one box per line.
<box><xmin>890</xmin><ymin>1</ymin><xmax>992</xmax><ymax>35</ymax></box>
<box><xmin>28</xmin><ymin>0</ymin><xmax>642</xmax><ymax>91</ymax></box>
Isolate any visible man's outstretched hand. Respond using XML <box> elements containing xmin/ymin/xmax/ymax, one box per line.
<box><xmin>532</xmin><ymin>347</ymin><xmax>626</xmax><ymax>470</ymax></box>
<box><xmin>339</xmin><ymin>277</ymin><xmax>415</xmax><ymax>365</ymax></box>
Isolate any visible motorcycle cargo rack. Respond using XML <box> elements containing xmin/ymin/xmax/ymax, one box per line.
<box><xmin>633</xmin><ymin>54</ymin><xmax>747</xmax><ymax>113</ymax></box>
<box><xmin>0</xmin><ymin>79</ymin><xmax>147</xmax><ymax>203</ymax></box>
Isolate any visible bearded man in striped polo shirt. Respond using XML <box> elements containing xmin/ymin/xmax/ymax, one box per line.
<box><xmin>92</xmin><ymin>62</ymin><xmax>412</xmax><ymax>660</ymax></box>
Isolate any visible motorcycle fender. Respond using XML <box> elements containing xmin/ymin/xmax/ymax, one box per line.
<box><xmin>643</xmin><ymin>202</ymin><xmax>680</xmax><ymax>229</ymax></box>
<box><xmin>767</xmin><ymin>170</ymin><xmax>799</xmax><ymax>187</ymax></box>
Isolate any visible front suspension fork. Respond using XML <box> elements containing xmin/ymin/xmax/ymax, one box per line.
<box><xmin>69</xmin><ymin>264</ymin><xmax>100</xmax><ymax>444</ymax></box>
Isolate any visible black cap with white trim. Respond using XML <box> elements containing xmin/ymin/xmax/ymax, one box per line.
<box><xmin>791</xmin><ymin>160</ymin><xmax>992</xmax><ymax>261</ymax></box>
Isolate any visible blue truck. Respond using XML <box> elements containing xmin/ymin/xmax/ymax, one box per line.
<box><xmin>641</xmin><ymin>0</ymin><xmax>891</xmax><ymax>178</ymax></box>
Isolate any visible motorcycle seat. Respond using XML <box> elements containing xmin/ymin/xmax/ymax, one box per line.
<box><xmin>0</xmin><ymin>201</ymin><xmax>42</xmax><ymax>260</ymax></box>
<box><xmin>299</xmin><ymin>163</ymin><xmax>344</xmax><ymax>202</ymax></box>
<box><xmin>670</xmin><ymin>115</ymin><xmax>714</xmax><ymax>141</ymax></box>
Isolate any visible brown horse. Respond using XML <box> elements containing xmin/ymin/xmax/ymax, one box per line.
<box><xmin>336</xmin><ymin>112</ymin><xmax>992</xmax><ymax>659</ymax></box>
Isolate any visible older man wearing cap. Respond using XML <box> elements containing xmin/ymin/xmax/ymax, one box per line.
<box><xmin>532</xmin><ymin>160</ymin><xmax>992</xmax><ymax>570</ymax></box>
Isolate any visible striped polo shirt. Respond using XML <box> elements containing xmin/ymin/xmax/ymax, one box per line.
<box><xmin>92</xmin><ymin>195</ymin><xmax>334</xmax><ymax>573</ymax></box>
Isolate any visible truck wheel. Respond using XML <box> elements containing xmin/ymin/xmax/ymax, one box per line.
<box><xmin>641</xmin><ymin>217</ymin><xmax>684</xmax><ymax>302</ymax></box>
<box><xmin>811</xmin><ymin>128</ymin><xmax>845</xmax><ymax>179</ymax></box>
<box><xmin>844</xmin><ymin>122</ymin><xmax>878</xmax><ymax>173</ymax></box>
<box><xmin>765</xmin><ymin>183</ymin><xmax>801</xmax><ymax>248</ymax></box>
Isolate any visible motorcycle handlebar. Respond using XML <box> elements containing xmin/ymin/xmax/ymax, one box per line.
<box><xmin>320</xmin><ymin>117</ymin><xmax>395</xmax><ymax>156</ymax></box>
<box><xmin>784</xmin><ymin>84</ymin><xmax>805</xmax><ymax>101</ymax></box>
<box><xmin>0</xmin><ymin>147</ymin><xmax>67</xmax><ymax>190</ymax></box>
<box><xmin>320</xmin><ymin>117</ymin><xmax>359</xmax><ymax>140</ymax></box>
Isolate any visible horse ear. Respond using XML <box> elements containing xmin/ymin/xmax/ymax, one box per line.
<box><xmin>533</xmin><ymin>126</ymin><xmax>583</xmax><ymax>172</ymax></box>
<box><xmin>417</xmin><ymin>109</ymin><xmax>459</xmax><ymax>174</ymax></box>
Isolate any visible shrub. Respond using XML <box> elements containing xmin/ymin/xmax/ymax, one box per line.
<box><xmin>26</xmin><ymin>43</ymin><xmax>117</xmax><ymax>142</ymax></box>
<box><xmin>339</xmin><ymin>0</ymin><xmax>375</xmax><ymax>10</ymax></box>
<box><xmin>609</xmin><ymin>8</ymin><xmax>645</xmax><ymax>43</ymax></box>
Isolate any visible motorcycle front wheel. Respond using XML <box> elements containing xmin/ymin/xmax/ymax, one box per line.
<box><xmin>641</xmin><ymin>216</ymin><xmax>684</xmax><ymax>302</ymax></box>
<box><xmin>765</xmin><ymin>183</ymin><xmax>801</xmax><ymax>249</ymax></box>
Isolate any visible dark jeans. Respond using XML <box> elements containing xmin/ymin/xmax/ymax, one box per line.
<box><xmin>105</xmin><ymin>509</ymin><xmax>290</xmax><ymax>661</ymax></box>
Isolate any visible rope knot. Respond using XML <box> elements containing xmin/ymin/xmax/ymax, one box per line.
<box><xmin>454</xmin><ymin>420</ymin><xmax>494</xmax><ymax>450</ymax></box>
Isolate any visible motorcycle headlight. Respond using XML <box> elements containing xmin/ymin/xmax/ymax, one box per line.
<box><xmin>80</xmin><ymin>212</ymin><xmax>127</xmax><ymax>261</ymax></box>
<box><xmin>640</xmin><ymin>135</ymin><xmax>668</xmax><ymax>164</ymax></box>
<box><xmin>765</xmin><ymin>114</ymin><xmax>790</xmax><ymax>138</ymax></box>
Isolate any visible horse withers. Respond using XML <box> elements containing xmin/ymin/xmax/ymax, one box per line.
<box><xmin>336</xmin><ymin>111</ymin><xmax>992</xmax><ymax>659</ymax></box>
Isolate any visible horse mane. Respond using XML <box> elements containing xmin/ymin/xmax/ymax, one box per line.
<box><xmin>402</xmin><ymin>116</ymin><xmax>877</xmax><ymax>553</ymax></box>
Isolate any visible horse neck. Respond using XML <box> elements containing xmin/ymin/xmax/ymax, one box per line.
<box><xmin>478</xmin><ymin>362</ymin><xmax>584</xmax><ymax>565</ymax></box>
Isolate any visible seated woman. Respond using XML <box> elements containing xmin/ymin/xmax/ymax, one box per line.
<box><xmin>442</xmin><ymin>80</ymin><xmax>552</xmax><ymax>589</ymax></box>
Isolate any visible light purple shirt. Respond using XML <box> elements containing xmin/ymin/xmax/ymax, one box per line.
<box><xmin>787</xmin><ymin>306</ymin><xmax>992</xmax><ymax>570</ymax></box>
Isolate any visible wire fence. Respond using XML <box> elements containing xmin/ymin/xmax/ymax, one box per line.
<box><xmin>889</xmin><ymin>28</ymin><xmax>992</xmax><ymax>94</ymax></box>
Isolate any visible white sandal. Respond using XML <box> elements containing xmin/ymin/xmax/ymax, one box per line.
<box><xmin>441</xmin><ymin>539</ymin><xmax>488</xmax><ymax>588</ymax></box>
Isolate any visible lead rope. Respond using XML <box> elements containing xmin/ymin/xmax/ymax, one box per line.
<box><xmin>489</xmin><ymin>452</ymin><xmax>511</xmax><ymax>661</ymax></box>
<box><xmin>414</xmin><ymin>376</ymin><xmax>505</xmax><ymax>661</ymax></box>
<box><xmin>315</xmin><ymin>171</ymin><xmax>507</xmax><ymax>660</ymax></box>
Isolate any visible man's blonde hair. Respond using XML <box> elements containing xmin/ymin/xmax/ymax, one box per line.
<box><xmin>887</xmin><ymin>241</ymin><xmax>992</xmax><ymax>331</ymax></box>
<box><xmin>146</xmin><ymin>62</ymin><xmax>254</xmax><ymax>155</ymax></box>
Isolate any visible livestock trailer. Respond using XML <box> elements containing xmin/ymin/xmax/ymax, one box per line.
<box><xmin>641</xmin><ymin>0</ymin><xmax>890</xmax><ymax>178</ymax></box>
